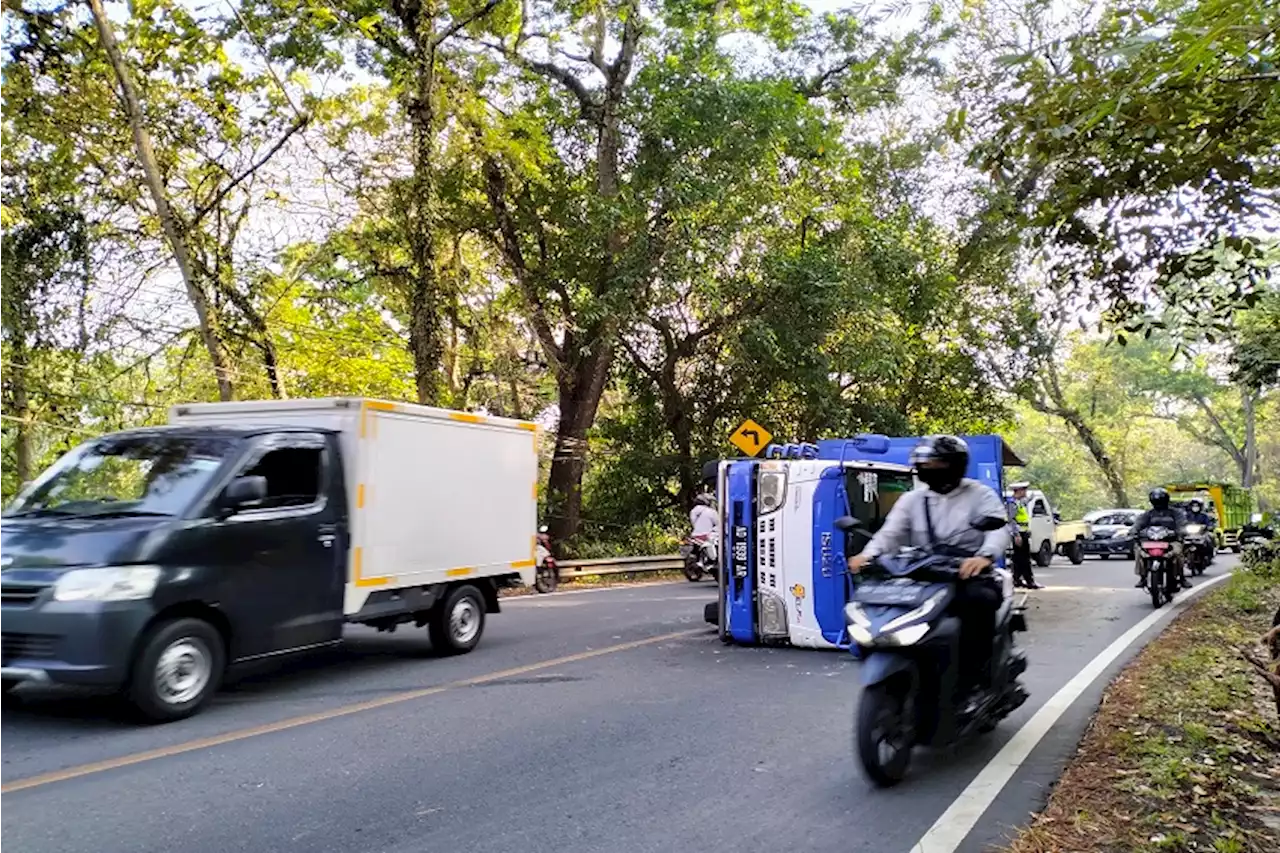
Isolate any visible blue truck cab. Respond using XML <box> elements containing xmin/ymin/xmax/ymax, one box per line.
<box><xmin>709</xmin><ymin>434</ymin><xmax>1023</xmax><ymax>649</ymax></box>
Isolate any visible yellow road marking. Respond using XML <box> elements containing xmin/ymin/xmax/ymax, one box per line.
<box><xmin>1</xmin><ymin>628</ymin><xmax>704</xmax><ymax>794</ymax></box>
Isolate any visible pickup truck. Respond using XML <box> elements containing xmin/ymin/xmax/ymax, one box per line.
<box><xmin>1053</xmin><ymin>515</ymin><xmax>1091</xmax><ymax>565</ymax></box>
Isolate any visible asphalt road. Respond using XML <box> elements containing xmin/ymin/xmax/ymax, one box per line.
<box><xmin>1</xmin><ymin>555</ymin><xmax>1237</xmax><ymax>853</ymax></box>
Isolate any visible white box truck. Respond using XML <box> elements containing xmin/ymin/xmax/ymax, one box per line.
<box><xmin>1</xmin><ymin>398</ymin><xmax>539</xmax><ymax>721</ymax></box>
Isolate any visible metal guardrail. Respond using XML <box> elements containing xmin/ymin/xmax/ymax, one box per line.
<box><xmin>556</xmin><ymin>554</ymin><xmax>684</xmax><ymax>579</ymax></box>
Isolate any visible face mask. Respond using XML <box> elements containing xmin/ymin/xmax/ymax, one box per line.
<box><xmin>918</xmin><ymin>467</ymin><xmax>960</xmax><ymax>494</ymax></box>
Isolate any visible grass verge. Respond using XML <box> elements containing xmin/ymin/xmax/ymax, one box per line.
<box><xmin>1003</xmin><ymin>559</ymin><xmax>1280</xmax><ymax>853</ymax></box>
<box><xmin>499</xmin><ymin>570</ymin><xmax>696</xmax><ymax>596</ymax></box>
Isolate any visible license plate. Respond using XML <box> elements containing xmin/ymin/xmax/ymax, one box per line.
<box><xmin>733</xmin><ymin>526</ymin><xmax>749</xmax><ymax>578</ymax></box>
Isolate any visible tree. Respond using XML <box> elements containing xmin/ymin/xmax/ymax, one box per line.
<box><xmin>961</xmin><ymin>0</ymin><xmax>1280</xmax><ymax>329</ymax></box>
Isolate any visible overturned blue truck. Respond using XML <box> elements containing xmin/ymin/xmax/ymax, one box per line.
<box><xmin>705</xmin><ymin>434</ymin><xmax>1024</xmax><ymax>649</ymax></box>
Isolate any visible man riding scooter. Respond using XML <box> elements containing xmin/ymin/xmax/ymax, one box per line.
<box><xmin>1182</xmin><ymin>498</ymin><xmax>1216</xmax><ymax>575</ymax></box>
<box><xmin>848</xmin><ymin>435</ymin><xmax>1011</xmax><ymax>712</ymax></box>
<box><xmin>685</xmin><ymin>493</ymin><xmax>719</xmax><ymax>580</ymax></box>
<box><xmin>1132</xmin><ymin>488</ymin><xmax>1189</xmax><ymax>591</ymax></box>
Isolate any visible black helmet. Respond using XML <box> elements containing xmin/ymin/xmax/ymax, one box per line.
<box><xmin>910</xmin><ymin>435</ymin><xmax>969</xmax><ymax>494</ymax></box>
<box><xmin>1188</xmin><ymin>498</ymin><xmax>1203</xmax><ymax>513</ymax></box>
<box><xmin>1149</xmin><ymin>488</ymin><xmax>1170</xmax><ymax>510</ymax></box>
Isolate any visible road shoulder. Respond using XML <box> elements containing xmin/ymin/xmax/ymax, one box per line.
<box><xmin>1004</xmin><ymin>560</ymin><xmax>1280</xmax><ymax>853</ymax></box>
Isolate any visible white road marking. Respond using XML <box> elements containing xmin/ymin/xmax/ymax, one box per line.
<box><xmin>909</xmin><ymin>572</ymin><xmax>1232</xmax><ymax>853</ymax></box>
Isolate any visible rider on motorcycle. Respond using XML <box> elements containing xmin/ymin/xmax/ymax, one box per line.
<box><xmin>689</xmin><ymin>493</ymin><xmax>718</xmax><ymax>564</ymax></box>
<box><xmin>847</xmin><ymin>435</ymin><xmax>1011</xmax><ymax>710</ymax></box>
<box><xmin>1185</xmin><ymin>499</ymin><xmax>1214</xmax><ymax>529</ymax></box>
<box><xmin>1132</xmin><ymin>488</ymin><xmax>1189</xmax><ymax>590</ymax></box>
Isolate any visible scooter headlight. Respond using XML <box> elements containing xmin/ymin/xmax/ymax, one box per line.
<box><xmin>881</xmin><ymin>588</ymin><xmax>949</xmax><ymax>634</ymax></box>
<box><xmin>848</xmin><ymin>623</ymin><xmax>874</xmax><ymax>646</ymax></box>
<box><xmin>1185</xmin><ymin>524</ymin><xmax>1204</xmax><ymax>535</ymax></box>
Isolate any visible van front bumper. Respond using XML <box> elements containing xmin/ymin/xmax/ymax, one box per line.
<box><xmin>1</xmin><ymin>600</ymin><xmax>155</xmax><ymax>689</ymax></box>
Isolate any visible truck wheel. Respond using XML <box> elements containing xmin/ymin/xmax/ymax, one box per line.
<box><xmin>1068</xmin><ymin>542</ymin><xmax>1084</xmax><ymax>565</ymax></box>
<box><xmin>128</xmin><ymin>618</ymin><xmax>224</xmax><ymax>723</ymax></box>
<box><xmin>430</xmin><ymin>585</ymin><xmax>485</xmax><ymax>655</ymax></box>
<box><xmin>1035</xmin><ymin>540</ymin><xmax>1053</xmax><ymax>567</ymax></box>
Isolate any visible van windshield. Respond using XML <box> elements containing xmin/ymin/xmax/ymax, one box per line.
<box><xmin>5</xmin><ymin>434</ymin><xmax>234</xmax><ymax>518</ymax></box>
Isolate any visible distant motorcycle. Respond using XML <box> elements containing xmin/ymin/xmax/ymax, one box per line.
<box><xmin>534</xmin><ymin>527</ymin><xmax>559</xmax><ymax>594</ymax></box>
<box><xmin>680</xmin><ymin>534</ymin><xmax>718</xmax><ymax>582</ymax></box>
<box><xmin>1138</xmin><ymin>525</ymin><xmax>1181</xmax><ymax>608</ymax></box>
<box><xmin>1183</xmin><ymin>523</ymin><xmax>1213</xmax><ymax>577</ymax></box>
<box><xmin>840</xmin><ymin>516</ymin><xmax>1030</xmax><ymax>787</ymax></box>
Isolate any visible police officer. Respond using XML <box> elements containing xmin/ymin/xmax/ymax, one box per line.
<box><xmin>1006</xmin><ymin>482</ymin><xmax>1042</xmax><ymax>589</ymax></box>
<box><xmin>848</xmin><ymin>436</ymin><xmax>1011</xmax><ymax>709</ymax></box>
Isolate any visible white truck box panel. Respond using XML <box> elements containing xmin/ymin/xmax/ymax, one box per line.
<box><xmin>168</xmin><ymin>398</ymin><xmax>539</xmax><ymax>614</ymax></box>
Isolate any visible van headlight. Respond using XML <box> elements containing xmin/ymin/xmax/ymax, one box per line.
<box><xmin>53</xmin><ymin>566</ymin><xmax>161</xmax><ymax>602</ymax></box>
<box><xmin>758</xmin><ymin>469</ymin><xmax>787</xmax><ymax>515</ymax></box>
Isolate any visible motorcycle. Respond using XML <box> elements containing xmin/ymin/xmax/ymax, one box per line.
<box><xmin>679</xmin><ymin>533</ymin><xmax>718</xmax><ymax>583</ymax></box>
<box><xmin>1138</xmin><ymin>525</ymin><xmax>1181</xmax><ymax>608</ymax></box>
<box><xmin>1182</xmin><ymin>523</ymin><xmax>1214</xmax><ymax>577</ymax></box>
<box><xmin>839</xmin><ymin>516</ymin><xmax>1029</xmax><ymax>787</ymax></box>
<box><xmin>534</xmin><ymin>527</ymin><xmax>559</xmax><ymax>594</ymax></box>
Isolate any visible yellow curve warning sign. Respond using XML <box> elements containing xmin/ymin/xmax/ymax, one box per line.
<box><xmin>729</xmin><ymin>419</ymin><xmax>773</xmax><ymax>458</ymax></box>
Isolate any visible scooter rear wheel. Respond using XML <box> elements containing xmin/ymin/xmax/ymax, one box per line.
<box><xmin>856</xmin><ymin>683</ymin><xmax>914</xmax><ymax>787</ymax></box>
<box><xmin>535</xmin><ymin>563</ymin><xmax>558</xmax><ymax>594</ymax></box>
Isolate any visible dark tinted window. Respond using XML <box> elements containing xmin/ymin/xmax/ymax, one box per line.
<box><xmin>241</xmin><ymin>447</ymin><xmax>323</xmax><ymax>509</ymax></box>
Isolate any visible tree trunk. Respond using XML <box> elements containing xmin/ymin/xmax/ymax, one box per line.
<box><xmin>404</xmin><ymin>17</ymin><xmax>444</xmax><ymax>406</ymax></box>
<box><xmin>87</xmin><ymin>0</ymin><xmax>233</xmax><ymax>401</ymax></box>
<box><xmin>10</xmin><ymin>356</ymin><xmax>33</xmax><ymax>488</ymax></box>
<box><xmin>1062</xmin><ymin>407</ymin><xmax>1130</xmax><ymax>507</ymax></box>
<box><xmin>1242</xmin><ymin>389</ymin><xmax>1258</xmax><ymax>487</ymax></box>
<box><xmin>546</xmin><ymin>341</ymin><xmax>613</xmax><ymax>543</ymax></box>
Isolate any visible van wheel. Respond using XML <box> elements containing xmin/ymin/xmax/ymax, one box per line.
<box><xmin>128</xmin><ymin>618</ymin><xmax>224</xmax><ymax>723</ymax></box>
<box><xmin>1035</xmin><ymin>540</ymin><xmax>1053</xmax><ymax>567</ymax></box>
<box><xmin>430</xmin><ymin>585</ymin><xmax>485</xmax><ymax>655</ymax></box>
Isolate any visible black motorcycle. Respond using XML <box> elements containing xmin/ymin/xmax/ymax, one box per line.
<box><xmin>839</xmin><ymin>516</ymin><xmax>1029</xmax><ymax>787</ymax></box>
<box><xmin>1182</xmin><ymin>522</ymin><xmax>1214</xmax><ymax>578</ymax></box>
<box><xmin>1138</xmin><ymin>525</ymin><xmax>1181</xmax><ymax>608</ymax></box>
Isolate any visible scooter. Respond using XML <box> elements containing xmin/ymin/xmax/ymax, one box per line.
<box><xmin>1183</xmin><ymin>523</ymin><xmax>1213</xmax><ymax>577</ymax></box>
<box><xmin>840</xmin><ymin>516</ymin><xmax>1029</xmax><ymax>787</ymax></box>
<box><xmin>534</xmin><ymin>527</ymin><xmax>559</xmax><ymax>594</ymax></box>
<box><xmin>1138</xmin><ymin>525</ymin><xmax>1181</xmax><ymax>608</ymax></box>
<box><xmin>680</xmin><ymin>534</ymin><xmax>718</xmax><ymax>582</ymax></box>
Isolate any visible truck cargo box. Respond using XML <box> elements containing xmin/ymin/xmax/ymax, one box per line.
<box><xmin>169</xmin><ymin>398</ymin><xmax>540</xmax><ymax>613</ymax></box>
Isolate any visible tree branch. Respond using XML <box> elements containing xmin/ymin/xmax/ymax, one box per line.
<box><xmin>193</xmin><ymin>114</ymin><xmax>310</xmax><ymax>223</ymax></box>
<box><xmin>431</xmin><ymin>0</ymin><xmax>503</xmax><ymax>49</ymax></box>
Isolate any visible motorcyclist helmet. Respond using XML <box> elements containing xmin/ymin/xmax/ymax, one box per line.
<box><xmin>694</xmin><ymin>492</ymin><xmax>715</xmax><ymax>507</ymax></box>
<box><xmin>910</xmin><ymin>435</ymin><xmax>969</xmax><ymax>495</ymax></box>
<box><xmin>1188</xmin><ymin>498</ymin><xmax>1203</xmax><ymax>514</ymax></box>
<box><xmin>1149</xmin><ymin>487</ymin><xmax>1170</xmax><ymax>510</ymax></box>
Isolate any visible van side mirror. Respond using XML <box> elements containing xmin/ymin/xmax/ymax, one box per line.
<box><xmin>1053</xmin><ymin>511</ymin><xmax>1062</xmax><ymax>523</ymax></box>
<box><xmin>221</xmin><ymin>476</ymin><xmax>267</xmax><ymax>514</ymax></box>
<box><xmin>972</xmin><ymin>516</ymin><xmax>1007</xmax><ymax>532</ymax></box>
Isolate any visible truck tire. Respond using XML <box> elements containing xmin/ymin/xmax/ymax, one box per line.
<box><xmin>1068</xmin><ymin>541</ymin><xmax>1084</xmax><ymax>565</ymax></box>
<box><xmin>128</xmin><ymin>618</ymin><xmax>224</xmax><ymax>723</ymax></box>
<box><xmin>1035</xmin><ymin>540</ymin><xmax>1053</xmax><ymax>568</ymax></box>
<box><xmin>430</xmin><ymin>585</ymin><xmax>485</xmax><ymax>655</ymax></box>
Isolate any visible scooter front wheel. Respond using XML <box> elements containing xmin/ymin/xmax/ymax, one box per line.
<box><xmin>535</xmin><ymin>563</ymin><xmax>559</xmax><ymax>594</ymax></box>
<box><xmin>856</xmin><ymin>682</ymin><xmax>914</xmax><ymax>787</ymax></box>
<box><xmin>682</xmin><ymin>559</ymin><xmax>704</xmax><ymax>582</ymax></box>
